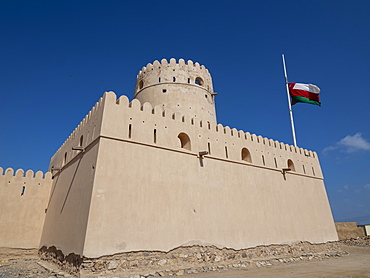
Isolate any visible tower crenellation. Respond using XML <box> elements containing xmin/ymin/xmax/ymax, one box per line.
<box><xmin>134</xmin><ymin>58</ymin><xmax>217</xmax><ymax>125</ymax></box>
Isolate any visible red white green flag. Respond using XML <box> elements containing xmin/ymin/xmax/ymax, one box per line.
<box><xmin>288</xmin><ymin>83</ymin><xmax>321</xmax><ymax>106</ymax></box>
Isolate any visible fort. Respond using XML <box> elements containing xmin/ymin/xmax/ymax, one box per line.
<box><xmin>0</xmin><ymin>58</ymin><xmax>338</xmax><ymax>275</ymax></box>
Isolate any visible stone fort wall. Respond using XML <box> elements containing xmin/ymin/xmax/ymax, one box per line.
<box><xmin>0</xmin><ymin>167</ymin><xmax>52</xmax><ymax>249</ymax></box>
<box><xmin>40</xmin><ymin>91</ymin><xmax>338</xmax><ymax>259</ymax></box>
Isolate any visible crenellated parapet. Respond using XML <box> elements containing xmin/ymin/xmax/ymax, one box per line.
<box><xmin>53</xmin><ymin>91</ymin><xmax>321</xmax><ymax>179</ymax></box>
<box><xmin>133</xmin><ymin>58</ymin><xmax>217</xmax><ymax>125</ymax></box>
<box><xmin>48</xmin><ymin>92</ymin><xmax>107</xmax><ymax>171</ymax></box>
<box><xmin>0</xmin><ymin>167</ymin><xmax>51</xmax><ymax>180</ymax></box>
<box><xmin>0</xmin><ymin>167</ymin><xmax>52</xmax><ymax>192</ymax></box>
<box><xmin>135</xmin><ymin>58</ymin><xmax>212</xmax><ymax>94</ymax></box>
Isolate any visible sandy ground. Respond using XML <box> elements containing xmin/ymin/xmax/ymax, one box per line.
<box><xmin>1</xmin><ymin>243</ymin><xmax>370</xmax><ymax>277</ymax></box>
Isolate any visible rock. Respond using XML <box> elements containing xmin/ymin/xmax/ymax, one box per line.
<box><xmin>157</xmin><ymin>271</ymin><xmax>165</xmax><ymax>276</ymax></box>
<box><xmin>158</xmin><ymin>259</ymin><xmax>167</xmax><ymax>266</ymax></box>
<box><xmin>94</xmin><ymin>260</ymin><xmax>105</xmax><ymax>270</ymax></box>
<box><xmin>107</xmin><ymin>260</ymin><xmax>119</xmax><ymax>270</ymax></box>
<box><xmin>129</xmin><ymin>260</ymin><xmax>139</xmax><ymax>267</ymax></box>
<box><xmin>176</xmin><ymin>269</ymin><xmax>184</xmax><ymax>276</ymax></box>
<box><xmin>214</xmin><ymin>255</ymin><xmax>221</xmax><ymax>262</ymax></box>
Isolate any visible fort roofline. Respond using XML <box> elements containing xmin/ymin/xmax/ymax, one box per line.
<box><xmin>137</xmin><ymin>58</ymin><xmax>210</xmax><ymax>77</ymax></box>
<box><xmin>49</xmin><ymin>91</ymin><xmax>320</xmax><ymax>179</ymax></box>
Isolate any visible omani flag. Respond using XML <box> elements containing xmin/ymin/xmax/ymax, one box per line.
<box><xmin>288</xmin><ymin>83</ymin><xmax>321</xmax><ymax>106</ymax></box>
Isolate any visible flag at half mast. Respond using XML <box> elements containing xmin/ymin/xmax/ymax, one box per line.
<box><xmin>288</xmin><ymin>83</ymin><xmax>321</xmax><ymax>106</ymax></box>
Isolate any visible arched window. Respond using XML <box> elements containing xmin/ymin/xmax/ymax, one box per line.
<box><xmin>241</xmin><ymin>148</ymin><xmax>252</xmax><ymax>163</ymax></box>
<box><xmin>287</xmin><ymin>159</ymin><xmax>295</xmax><ymax>172</ymax></box>
<box><xmin>178</xmin><ymin>133</ymin><xmax>191</xmax><ymax>151</ymax></box>
<box><xmin>138</xmin><ymin>80</ymin><xmax>144</xmax><ymax>89</ymax></box>
<box><xmin>195</xmin><ymin>77</ymin><xmax>204</xmax><ymax>86</ymax></box>
<box><xmin>79</xmin><ymin>135</ymin><xmax>83</xmax><ymax>147</ymax></box>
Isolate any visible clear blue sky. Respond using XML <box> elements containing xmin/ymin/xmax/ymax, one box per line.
<box><xmin>1</xmin><ymin>0</ymin><xmax>369</xmax><ymax>224</ymax></box>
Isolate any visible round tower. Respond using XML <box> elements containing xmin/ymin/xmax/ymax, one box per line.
<box><xmin>134</xmin><ymin>58</ymin><xmax>217</xmax><ymax>124</ymax></box>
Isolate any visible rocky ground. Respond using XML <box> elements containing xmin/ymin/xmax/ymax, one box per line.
<box><xmin>1</xmin><ymin>237</ymin><xmax>369</xmax><ymax>278</ymax></box>
<box><xmin>0</xmin><ymin>248</ymin><xmax>71</xmax><ymax>278</ymax></box>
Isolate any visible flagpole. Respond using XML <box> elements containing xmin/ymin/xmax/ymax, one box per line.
<box><xmin>282</xmin><ymin>54</ymin><xmax>297</xmax><ymax>147</ymax></box>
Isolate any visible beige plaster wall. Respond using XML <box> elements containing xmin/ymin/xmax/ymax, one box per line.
<box><xmin>83</xmin><ymin>137</ymin><xmax>337</xmax><ymax>258</ymax></box>
<box><xmin>80</xmin><ymin>92</ymin><xmax>337</xmax><ymax>258</ymax></box>
<box><xmin>0</xmin><ymin>167</ymin><xmax>52</xmax><ymax>248</ymax></box>
<box><xmin>39</xmin><ymin>140</ymin><xmax>100</xmax><ymax>256</ymax></box>
<box><xmin>365</xmin><ymin>225</ymin><xmax>370</xmax><ymax>236</ymax></box>
<box><xmin>44</xmin><ymin>91</ymin><xmax>337</xmax><ymax>259</ymax></box>
<box><xmin>40</xmin><ymin>88</ymin><xmax>108</xmax><ymax>255</ymax></box>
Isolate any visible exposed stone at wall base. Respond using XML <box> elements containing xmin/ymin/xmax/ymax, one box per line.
<box><xmin>39</xmin><ymin>246</ymin><xmax>82</xmax><ymax>275</ymax></box>
<box><xmin>340</xmin><ymin>236</ymin><xmax>370</xmax><ymax>246</ymax></box>
<box><xmin>39</xmin><ymin>241</ymin><xmax>344</xmax><ymax>277</ymax></box>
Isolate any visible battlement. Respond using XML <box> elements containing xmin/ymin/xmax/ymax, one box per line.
<box><xmin>51</xmin><ymin>91</ymin><xmax>322</xmax><ymax>179</ymax></box>
<box><xmin>0</xmin><ymin>167</ymin><xmax>52</xmax><ymax>180</ymax></box>
<box><xmin>107</xmin><ymin>91</ymin><xmax>317</xmax><ymax>156</ymax></box>
<box><xmin>136</xmin><ymin>58</ymin><xmax>211</xmax><ymax>87</ymax></box>
<box><xmin>135</xmin><ymin>58</ymin><xmax>213</xmax><ymax>96</ymax></box>
<box><xmin>134</xmin><ymin>58</ymin><xmax>216</xmax><ymax>124</ymax></box>
<box><xmin>49</xmin><ymin>93</ymin><xmax>107</xmax><ymax>171</ymax></box>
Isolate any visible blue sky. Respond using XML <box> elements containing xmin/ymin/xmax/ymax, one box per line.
<box><xmin>1</xmin><ymin>0</ymin><xmax>369</xmax><ymax>224</ymax></box>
